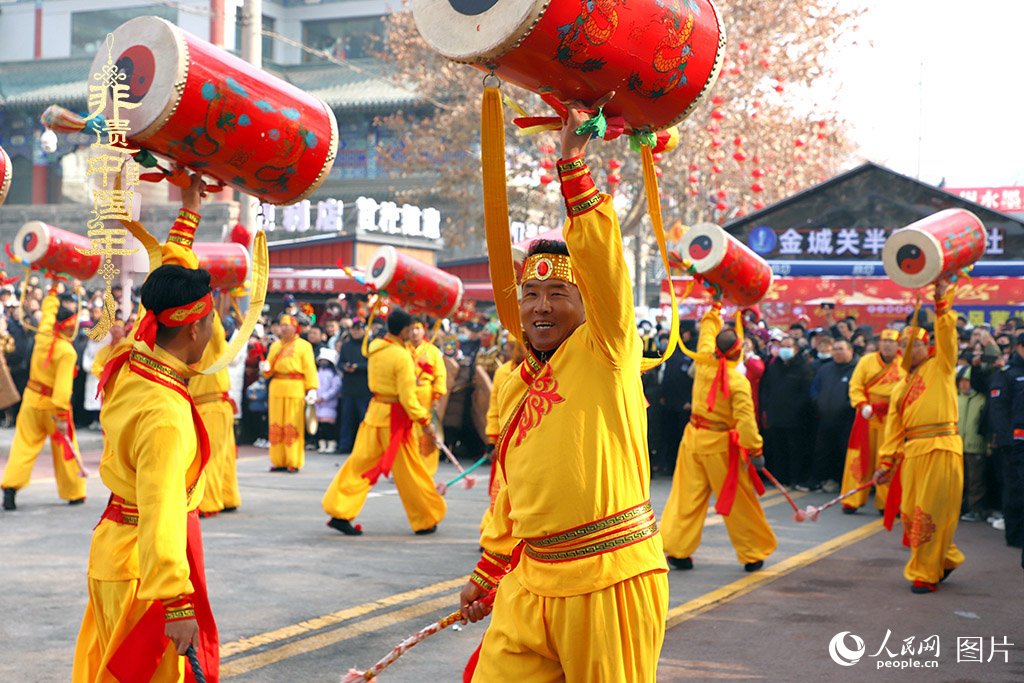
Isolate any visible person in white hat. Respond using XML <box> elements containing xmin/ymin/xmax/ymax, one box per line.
<box><xmin>315</xmin><ymin>347</ymin><xmax>342</xmax><ymax>454</ymax></box>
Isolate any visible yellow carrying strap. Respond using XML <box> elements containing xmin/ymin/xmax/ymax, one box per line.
<box><xmin>481</xmin><ymin>86</ymin><xmax>522</xmax><ymax>342</ymax></box>
<box><xmin>901</xmin><ymin>292</ymin><xmax>922</xmax><ymax>374</ymax></box>
<box><xmin>638</xmin><ymin>144</ymin><xmax>681</xmax><ymax>374</ymax></box>
<box><xmin>362</xmin><ymin>294</ymin><xmax>382</xmax><ymax>358</ymax></box>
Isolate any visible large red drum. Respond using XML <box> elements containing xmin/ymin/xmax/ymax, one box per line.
<box><xmin>14</xmin><ymin>221</ymin><xmax>102</xmax><ymax>280</ymax></box>
<box><xmin>412</xmin><ymin>0</ymin><xmax>725</xmax><ymax>132</ymax></box>
<box><xmin>680</xmin><ymin>222</ymin><xmax>772</xmax><ymax>306</ymax></box>
<box><xmin>0</xmin><ymin>146</ymin><xmax>11</xmax><ymax>207</ymax></box>
<box><xmin>90</xmin><ymin>16</ymin><xmax>337</xmax><ymax>205</ymax></box>
<box><xmin>193</xmin><ymin>242</ymin><xmax>251</xmax><ymax>291</ymax></box>
<box><xmin>367</xmin><ymin>246</ymin><xmax>464</xmax><ymax>318</ymax></box>
<box><xmin>882</xmin><ymin>209</ymin><xmax>987</xmax><ymax>289</ymax></box>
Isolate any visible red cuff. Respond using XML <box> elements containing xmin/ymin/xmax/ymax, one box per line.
<box><xmin>557</xmin><ymin>156</ymin><xmax>601</xmax><ymax>216</ymax></box>
<box><xmin>161</xmin><ymin>597</ymin><xmax>196</xmax><ymax>622</ymax></box>
<box><xmin>167</xmin><ymin>209</ymin><xmax>200</xmax><ymax>248</ymax></box>
<box><xmin>473</xmin><ymin>550</ymin><xmax>512</xmax><ymax>591</ymax></box>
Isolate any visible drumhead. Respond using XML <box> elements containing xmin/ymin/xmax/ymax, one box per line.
<box><xmin>411</xmin><ymin>0</ymin><xmax>549</xmax><ymax>63</ymax></box>
<box><xmin>367</xmin><ymin>245</ymin><xmax>398</xmax><ymax>291</ymax></box>
<box><xmin>87</xmin><ymin>16</ymin><xmax>187</xmax><ymax>142</ymax></box>
<box><xmin>882</xmin><ymin>225</ymin><xmax>943</xmax><ymax>289</ymax></box>
<box><xmin>682</xmin><ymin>222</ymin><xmax>727</xmax><ymax>274</ymax></box>
<box><xmin>0</xmin><ymin>147</ymin><xmax>11</xmax><ymax>208</ymax></box>
<box><xmin>14</xmin><ymin>221</ymin><xmax>52</xmax><ymax>265</ymax></box>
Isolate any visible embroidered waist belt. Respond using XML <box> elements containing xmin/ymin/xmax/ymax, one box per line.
<box><xmin>689</xmin><ymin>414</ymin><xmax>731</xmax><ymax>432</ymax></box>
<box><xmin>274</xmin><ymin>372</ymin><xmax>305</xmax><ymax>380</ymax></box>
<box><xmin>905</xmin><ymin>422</ymin><xmax>959</xmax><ymax>441</ymax></box>
<box><xmin>373</xmin><ymin>394</ymin><xmax>399</xmax><ymax>404</ymax></box>
<box><xmin>194</xmin><ymin>391</ymin><xmax>232</xmax><ymax>406</ymax></box>
<box><xmin>27</xmin><ymin>379</ymin><xmax>53</xmax><ymax>397</ymax></box>
<box><xmin>99</xmin><ymin>494</ymin><xmax>139</xmax><ymax>526</ymax></box>
<box><xmin>523</xmin><ymin>501</ymin><xmax>658</xmax><ymax>563</ymax></box>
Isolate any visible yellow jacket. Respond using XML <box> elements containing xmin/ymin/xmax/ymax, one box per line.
<box><xmin>485</xmin><ymin>360</ymin><xmax>514</xmax><ymax>441</ymax></box>
<box><xmin>89</xmin><ymin>341</ymin><xmax>206</xmax><ymax>606</ymax></box>
<box><xmin>410</xmin><ymin>339</ymin><xmax>447</xmax><ymax>410</ymax></box>
<box><xmin>880</xmin><ymin>307</ymin><xmax>961</xmax><ymax>462</ymax></box>
<box><xmin>263</xmin><ymin>337</ymin><xmax>318</xmax><ymax>398</ymax></box>
<box><xmin>189</xmin><ymin>312</ymin><xmax>231</xmax><ymax>400</ymax></box>
<box><xmin>848</xmin><ymin>351</ymin><xmax>905</xmax><ymax>429</ymax></box>
<box><xmin>91</xmin><ymin>343</ymin><xmax>117</xmax><ymax>381</ymax></box>
<box><xmin>684</xmin><ymin>306</ymin><xmax>762</xmax><ymax>454</ymax></box>
<box><xmin>26</xmin><ymin>292</ymin><xmax>76</xmax><ymax>414</ymax></box>
<box><xmin>481</xmin><ymin>195</ymin><xmax>665</xmax><ymax>598</ymax></box>
<box><xmin>364</xmin><ymin>335</ymin><xmax>430</xmax><ymax>427</ymax></box>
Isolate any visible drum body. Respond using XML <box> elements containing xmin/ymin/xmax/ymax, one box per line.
<box><xmin>0</xmin><ymin>146</ymin><xmax>11</xmax><ymax>207</ymax></box>
<box><xmin>882</xmin><ymin>209</ymin><xmax>987</xmax><ymax>289</ymax></box>
<box><xmin>681</xmin><ymin>222</ymin><xmax>772</xmax><ymax>306</ymax></box>
<box><xmin>90</xmin><ymin>16</ymin><xmax>337</xmax><ymax>205</ymax></box>
<box><xmin>193</xmin><ymin>242</ymin><xmax>251</xmax><ymax>291</ymax></box>
<box><xmin>14</xmin><ymin>221</ymin><xmax>102</xmax><ymax>280</ymax></box>
<box><xmin>367</xmin><ymin>245</ymin><xmax>464</xmax><ymax>318</ymax></box>
<box><xmin>412</xmin><ymin>0</ymin><xmax>725</xmax><ymax>132</ymax></box>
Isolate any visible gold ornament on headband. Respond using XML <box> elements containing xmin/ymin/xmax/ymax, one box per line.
<box><xmin>879</xmin><ymin>329</ymin><xmax>899</xmax><ymax>342</ymax></box>
<box><xmin>521</xmin><ymin>253</ymin><xmax>576</xmax><ymax>286</ymax></box>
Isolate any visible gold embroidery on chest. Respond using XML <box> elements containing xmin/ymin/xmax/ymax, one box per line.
<box><xmin>514</xmin><ymin>364</ymin><xmax>565</xmax><ymax>447</ymax></box>
<box><xmin>903</xmin><ymin>375</ymin><xmax>926</xmax><ymax>409</ymax></box>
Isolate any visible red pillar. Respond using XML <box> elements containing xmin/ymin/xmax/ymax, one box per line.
<box><xmin>210</xmin><ymin>0</ymin><xmax>225</xmax><ymax>47</ymax></box>
<box><xmin>32</xmin><ymin>164</ymin><xmax>48</xmax><ymax>204</ymax></box>
<box><xmin>34</xmin><ymin>1</ymin><xmax>42</xmax><ymax>59</ymax></box>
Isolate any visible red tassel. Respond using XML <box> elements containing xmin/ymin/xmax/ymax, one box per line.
<box><xmin>230</xmin><ymin>223</ymin><xmax>252</xmax><ymax>247</ymax></box>
<box><xmin>134</xmin><ymin>310</ymin><xmax>159</xmax><ymax>349</ymax></box>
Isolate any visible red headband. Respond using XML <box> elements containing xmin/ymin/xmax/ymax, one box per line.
<box><xmin>280</xmin><ymin>314</ymin><xmax>299</xmax><ymax>329</ymax></box>
<box><xmin>134</xmin><ymin>293</ymin><xmax>213</xmax><ymax>348</ymax></box>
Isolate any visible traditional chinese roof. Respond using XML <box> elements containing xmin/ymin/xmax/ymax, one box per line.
<box><xmin>0</xmin><ymin>58</ymin><xmax>94</xmax><ymax>108</ymax></box>
<box><xmin>724</xmin><ymin>162</ymin><xmax>1024</xmax><ymax>261</ymax></box>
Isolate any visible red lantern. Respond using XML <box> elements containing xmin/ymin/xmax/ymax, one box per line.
<box><xmin>728</xmin><ymin>67</ymin><xmax>742</xmax><ymax>76</ymax></box>
<box><xmin>759</xmin><ymin>59</ymin><xmax>772</xmax><ymax>69</ymax></box>
<box><xmin>793</xmin><ymin>137</ymin><xmax>805</xmax><ymax>147</ymax></box>
<box><xmin>754</xmin><ymin>201</ymin><xmax>766</xmax><ymax>210</ymax></box>
<box><xmin>655</xmin><ymin>167</ymin><xmax>663</xmax><ymax>177</ymax></box>
<box><xmin>774</xmin><ymin>82</ymin><xmax>785</xmax><ymax>93</ymax></box>
<box><xmin>750</xmin><ymin>182</ymin><xmax>764</xmax><ymax>193</ymax></box>
<box><xmin>608</xmin><ymin>174</ymin><xmax>621</xmax><ymax>184</ymax></box>
<box><xmin>687</xmin><ymin>175</ymin><xmax>699</xmax><ymax>184</ymax></box>
<box><xmin>710</xmin><ymin>109</ymin><xmax>725</xmax><ymax>120</ymax></box>
<box><xmin>712</xmin><ymin>95</ymin><xmax>725</xmax><ymax>106</ymax></box>
<box><xmin>607</xmin><ymin>158</ymin><xmax>623</xmax><ymax>170</ymax></box>
<box><xmin>735</xmin><ymin>209</ymin><xmax>747</xmax><ymax>218</ymax></box>
<box><xmin>712</xmin><ymin>164</ymin><xmax>724</xmax><ymax>174</ymax></box>
<box><xmin>715</xmin><ymin>201</ymin><xmax>729</xmax><ymax>211</ymax></box>
<box><xmin>739</xmin><ymin>41</ymin><xmax>749</xmax><ymax>51</ymax></box>
<box><xmin>688</xmin><ymin>163</ymin><xmax>700</xmax><ymax>171</ymax></box>
<box><xmin>540</xmin><ymin>158</ymin><xmax>555</xmax><ymax>169</ymax></box>
<box><xmin>751</xmin><ymin>155</ymin><xmax>761</xmax><ymax>165</ymax></box>
<box><xmin>711</xmin><ymin>137</ymin><xmax>723</xmax><ymax>147</ymax></box>
<box><xmin>733</xmin><ymin>152</ymin><xmax>747</xmax><ymax>162</ymax></box>
<box><xmin>716</xmin><ymin>189</ymin><xmax>728</xmax><ymax>199</ymax></box>
<box><xmin>705</xmin><ymin>123</ymin><xmax>720</xmax><ymax>133</ymax></box>
<box><xmin>539</xmin><ymin>144</ymin><xmax>556</xmax><ymax>155</ymax></box>
<box><xmin>752</xmin><ymin>168</ymin><xmax>765</xmax><ymax>178</ymax></box>
<box><xmin>540</xmin><ymin>174</ymin><xmax>555</xmax><ymax>185</ymax></box>
<box><xmin>794</xmin><ymin>152</ymin><xmax>806</xmax><ymax>162</ymax></box>
<box><xmin>733</xmin><ymin>136</ymin><xmax>745</xmax><ymax>147</ymax></box>
<box><xmin>652</xmin><ymin>153</ymin><xmax>663</xmax><ymax>163</ymax></box>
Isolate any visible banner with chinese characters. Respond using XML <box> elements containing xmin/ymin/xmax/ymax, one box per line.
<box><xmin>661</xmin><ymin>276</ymin><xmax>1024</xmax><ymax>330</ymax></box>
<box><xmin>944</xmin><ymin>187</ymin><xmax>1024</xmax><ymax>215</ymax></box>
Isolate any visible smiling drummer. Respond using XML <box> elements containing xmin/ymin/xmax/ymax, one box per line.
<box><xmin>458</xmin><ymin>97</ymin><xmax>668</xmax><ymax>682</ymax></box>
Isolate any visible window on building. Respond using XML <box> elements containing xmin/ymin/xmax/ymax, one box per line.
<box><xmin>302</xmin><ymin>16</ymin><xmax>384</xmax><ymax>62</ymax></box>
<box><xmin>234</xmin><ymin>9</ymin><xmax>276</xmax><ymax>62</ymax></box>
<box><xmin>71</xmin><ymin>7</ymin><xmax>178</xmax><ymax>58</ymax></box>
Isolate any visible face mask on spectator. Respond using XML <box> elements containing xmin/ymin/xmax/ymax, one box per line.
<box><xmin>817</xmin><ymin>352</ymin><xmax>831</xmax><ymax>360</ymax></box>
<box><xmin>778</xmin><ymin>347</ymin><xmax>795</xmax><ymax>361</ymax></box>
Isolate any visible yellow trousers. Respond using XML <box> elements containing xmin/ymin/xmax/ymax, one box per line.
<box><xmin>472</xmin><ymin>569</ymin><xmax>668</xmax><ymax>683</ymax></box>
<box><xmin>1</xmin><ymin>403</ymin><xmax>86</xmax><ymax>501</ymax></box>
<box><xmin>322</xmin><ymin>421</ymin><xmax>446</xmax><ymax>531</ymax></box>
<box><xmin>72</xmin><ymin>578</ymin><xmax>184</xmax><ymax>683</ymax></box>
<box><xmin>198</xmin><ymin>401</ymin><xmax>238</xmax><ymax>513</ymax></box>
<box><xmin>900</xmin><ymin>449</ymin><xmax>965</xmax><ymax>584</ymax></box>
<box><xmin>840</xmin><ymin>426</ymin><xmax>890</xmax><ymax>511</ymax></box>
<box><xmin>660</xmin><ymin>448</ymin><xmax>777</xmax><ymax>566</ymax></box>
<box><xmin>269</xmin><ymin>395</ymin><xmax>305</xmax><ymax>470</ymax></box>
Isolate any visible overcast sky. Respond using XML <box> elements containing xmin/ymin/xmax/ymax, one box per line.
<box><xmin>832</xmin><ymin>0</ymin><xmax>1024</xmax><ymax>188</ymax></box>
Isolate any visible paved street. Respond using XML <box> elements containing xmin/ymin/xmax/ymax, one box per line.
<box><xmin>1</xmin><ymin>435</ymin><xmax>1021</xmax><ymax>682</ymax></box>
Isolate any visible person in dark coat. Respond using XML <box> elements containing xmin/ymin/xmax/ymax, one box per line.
<box><xmin>646</xmin><ymin>326</ymin><xmax>695</xmax><ymax>476</ymax></box>
<box><xmin>805</xmin><ymin>338</ymin><xmax>858</xmax><ymax>492</ymax></box>
<box><xmin>337</xmin><ymin>319</ymin><xmax>371</xmax><ymax>453</ymax></box>
<box><xmin>760</xmin><ymin>336</ymin><xmax>814</xmax><ymax>485</ymax></box>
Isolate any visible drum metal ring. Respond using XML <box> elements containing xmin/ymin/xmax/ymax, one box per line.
<box><xmin>482</xmin><ymin>71</ymin><xmax>502</xmax><ymax>89</ymax></box>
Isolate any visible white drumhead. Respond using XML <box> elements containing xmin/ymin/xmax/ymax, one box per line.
<box><xmin>87</xmin><ymin>16</ymin><xmax>187</xmax><ymax>141</ymax></box>
<box><xmin>681</xmin><ymin>222</ymin><xmax>727</xmax><ymax>274</ymax></box>
<box><xmin>367</xmin><ymin>245</ymin><xmax>398</xmax><ymax>291</ymax></box>
<box><xmin>444</xmin><ymin>281</ymin><xmax>466</xmax><ymax>319</ymax></box>
<box><xmin>14</xmin><ymin>221</ymin><xmax>52</xmax><ymax>265</ymax></box>
<box><xmin>882</xmin><ymin>226</ymin><xmax>943</xmax><ymax>289</ymax></box>
<box><xmin>0</xmin><ymin>147</ymin><xmax>11</xmax><ymax>207</ymax></box>
<box><xmin>411</xmin><ymin>0</ymin><xmax>549</xmax><ymax>63</ymax></box>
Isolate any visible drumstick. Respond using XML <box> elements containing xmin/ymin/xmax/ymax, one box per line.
<box><xmin>759</xmin><ymin>467</ymin><xmax>807</xmax><ymax>522</ymax></box>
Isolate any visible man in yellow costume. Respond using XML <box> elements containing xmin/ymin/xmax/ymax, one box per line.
<box><xmin>2</xmin><ymin>288</ymin><xmax>86</xmax><ymax>510</ymax></box>
<box><xmin>479</xmin><ymin>337</ymin><xmax>524</xmax><ymax>536</ymax></box>
<box><xmin>259</xmin><ymin>315</ymin><xmax>317</xmax><ymax>472</ymax></box>
<box><xmin>840</xmin><ymin>328</ymin><xmax>904</xmax><ymax>514</ymax></box>
<box><xmin>408</xmin><ymin>319</ymin><xmax>447</xmax><ymax>477</ymax></box>
<box><xmin>659</xmin><ymin>303</ymin><xmax>776</xmax><ymax>572</ymax></box>
<box><xmin>72</xmin><ymin>262</ymin><xmax>220</xmax><ymax>683</ymax></box>
<box><xmin>322</xmin><ymin>308</ymin><xmax>445</xmax><ymax>535</ymax></box>
<box><xmin>458</xmin><ymin>99</ymin><xmax>668</xmax><ymax>682</ymax></box>
<box><xmin>873</xmin><ymin>278</ymin><xmax>963</xmax><ymax>594</ymax></box>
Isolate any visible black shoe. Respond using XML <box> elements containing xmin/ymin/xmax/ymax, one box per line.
<box><xmin>668</xmin><ymin>556</ymin><xmax>693</xmax><ymax>570</ymax></box>
<box><xmin>911</xmin><ymin>580</ymin><xmax>937</xmax><ymax>593</ymax></box>
<box><xmin>878</xmin><ymin>508</ymin><xmax>885</xmax><ymax>517</ymax></box>
<box><xmin>287</xmin><ymin>467</ymin><xmax>300</xmax><ymax>473</ymax></box>
<box><xmin>222</xmin><ymin>506</ymin><xmax>238</xmax><ymax>513</ymax></box>
<box><xmin>842</xmin><ymin>506</ymin><xmax>858</xmax><ymax>515</ymax></box>
<box><xmin>269</xmin><ymin>466</ymin><xmax>288</xmax><ymax>473</ymax></box>
<box><xmin>3</xmin><ymin>488</ymin><xmax>16</xmax><ymax>510</ymax></box>
<box><xmin>744</xmin><ymin>560</ymin><xmax>764</xmax><ymax>572</ymax></box>
<box><xmin>940</xmin><ymin>567</ymin><xmax>954</xmax><ymax>583</ymax></box>
<box><xmin>68</xmin><ymin>497</ymin><xmax>86</xmax><ymax>506</ymax></box>
<box><xmin>414</xmin><ymin>525</ymin><xmax>438</xmax><ymax>535</ymax></box>
<box><xmin>327</xmin><ymin>518</ymin><xmax>363</xmax><ymax>536</ymax></box>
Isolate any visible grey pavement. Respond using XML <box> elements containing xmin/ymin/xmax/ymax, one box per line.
<box><xmin>1</xmin><ymin>436</ymin><xmax>1021</xmax><ymax>682</ymax></box>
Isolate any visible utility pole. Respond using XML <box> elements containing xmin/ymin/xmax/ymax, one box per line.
<box><xmin>239</xmin><ymin>0</ymin><xmax>262</xmax><ymax>232</ymax></box>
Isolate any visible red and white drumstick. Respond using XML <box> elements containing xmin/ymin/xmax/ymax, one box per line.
<box><xmin>433</xmin><ymin>438</ymin><xmax>477</xmax><ymax>492</ymax></box>
<box><xmin>340</xmin><ymin>592</ymin><xmax>496</xmax><ymax>682</ymax></box>
<box><xmin>803</xmin><ymin>482</ymin><xmax>875</xmax><ymax>522</ymax></box>
<box><xmin>759</xmin><ymin>468</ymin><xmax>807</xmax><ymax>522</ymax></box>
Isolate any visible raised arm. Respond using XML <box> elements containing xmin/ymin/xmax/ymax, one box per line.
<box><xmin>933</xmin><ymin>279</ymin><xmax>956</xmax><ymax>375</ymax></box>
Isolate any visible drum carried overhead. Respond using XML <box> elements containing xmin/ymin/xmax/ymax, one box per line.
<box><xmin>412</xmin><ymin>0</ymin><xmax>726</xmax><ymax>132</ymax></box>
<box><xmin>680</xmin><ymin>222</ymin><xmax>773</xmax><ymax>306</ymax></box>
<box><xmin>367</xmin><ymin>245</ymin><xmax>464</xmax><ymax>318</ymax></box>
<box><xmin>14</xmin><ymin>221</ymin><xmax>102</xmax><ymax>280</ymax></box>
<box><xmin>90</xmin><ymin>16</ymin><xmax>338</xmax><ymax>205</ymax></box>
<box><xmin>192</xmin><ymin>242</ymin><xmax>251</xmax><ymax>291</ymax></box>
<box><xmin>0</xmin><ymin>146</ymin><xmax>12</xmax><ymax>207</ymax></box>
<box><xmin>882</xmin><ymin>209</ymin><xmax>987</xmax><ymax>289</ymax></box>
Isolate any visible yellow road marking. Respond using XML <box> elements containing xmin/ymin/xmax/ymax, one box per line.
<box><xmin>665</xmin><ymin>519</ymin><xmax>884</xmax><ymax>629</ymax></box>
<box><xmin>221</xmin><ymin>592</ymin><xmax>461</xmax><ymax>677</ymax></box>
<box><xmin>219</xmin><ymin>575</ymin><xmax>469</xmax><ymax>658</ymax></box>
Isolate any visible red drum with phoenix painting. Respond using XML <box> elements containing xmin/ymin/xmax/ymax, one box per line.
<box><xmin>882</xmin><ymin>209</ymin><xmax>987</xmax><ymax>289</ymax></box>
<box><xmin>90</xmin><ymin>16</ymin><xmax>337</xmax><ymax>205</ymax></box>
<box><xmin>192</xmin><ymin>242</ymin><xmax>251</xmax><ymax>291</ymax></box>
<box><xmin>681</xmin><ymin>222</ymin><xmax>772</xmax><ymax>306</ymax></box>
<box><xmin>14</xmin><ymin>221</ymin><xmax>102</xmax><ymax>280</ymax></box>
<box><xmin>0</xmin><ymin>146</ymin><xmax>12</xmax><ymax>207</ymax></box>
<box><xmin>412</xmin><ymin>0</ymin><xmax>725</xmax><ymax>132</ymax></box>
<box><xmin>367</xmin><ymin>245</ymin><xmax>464</xmax><ymax>318</ymax></box>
